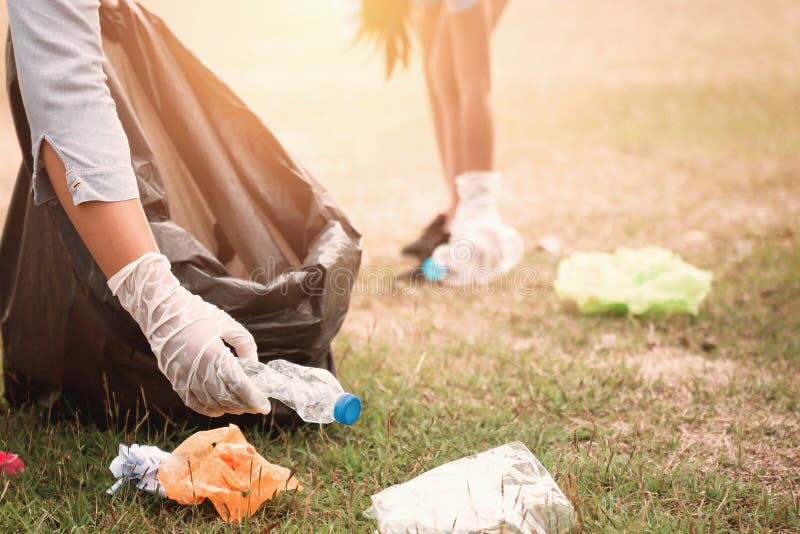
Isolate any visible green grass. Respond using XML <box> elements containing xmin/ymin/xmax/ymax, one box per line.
<box><xmin>0</xmin><ymin>237</ymin><xmax>797</xmax><ymax>531</ymax></box>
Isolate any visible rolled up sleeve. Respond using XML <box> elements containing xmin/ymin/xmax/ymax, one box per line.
<box><xmin>7</xmin><ymin>0</ymin><xmax>139</xmax><ymax>205</ymax></box>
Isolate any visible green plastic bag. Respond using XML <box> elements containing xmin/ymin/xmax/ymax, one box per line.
<box><xmin>554</xmin><ymin>247</ymin><xmax>713</xmax><ymax>315</ymax></box>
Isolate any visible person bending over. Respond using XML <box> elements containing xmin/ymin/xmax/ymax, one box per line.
<box><xmin>6</xmin><ymin>0</ymin><xmax>267</xmax><ymax>417</ymax></box>
<box><xmin>360</xmin><ymin>0</ymin><xmax>510</xmax><ymax>259</ymax></box>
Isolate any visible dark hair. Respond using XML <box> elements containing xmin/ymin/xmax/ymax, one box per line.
<box><xmin>356</xmin><ymin>0</ymin><xmax>413</xmax><ymax>78</ymax></box>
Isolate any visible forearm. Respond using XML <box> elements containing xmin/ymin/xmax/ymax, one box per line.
<box><xmin>451</xmin><ymin>2</ymin><xmax>494</xmax><ymax>172</ymax></box>
<box><xmin>43</xmin><ymin>142</ymin><xmax>158</xmax><ymax>278</ymax></box>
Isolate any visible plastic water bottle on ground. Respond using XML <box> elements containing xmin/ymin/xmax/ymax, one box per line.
<box><xmin>239</xmin><ymin>359</ymin><xmax>362</xmax><ymax>425</ymax></box>
<box><xmin>425</xmin><ymin>171</ymin><xmax>523</xmax><ymax>284</ymax></box>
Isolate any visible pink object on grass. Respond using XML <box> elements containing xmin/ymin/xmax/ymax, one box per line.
<box><xmin>0</xmin><ymin>452</ymin><xmax>25</xmax><ymax>475</ymax></box>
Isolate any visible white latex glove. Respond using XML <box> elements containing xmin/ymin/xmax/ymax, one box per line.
<box><xmin>431</xmin><ymin>171</ymin><xmax>524</xmax><ymax>282</ymax></box>
<box><xmin>107</xmin><ymin>252</ymin><xmax>269</xmax><ymax>417</ymax></box>
<box><xmin>450</xmin><ymin>171</ymin><xmax>503</xmax><ymax>231</ymax></box>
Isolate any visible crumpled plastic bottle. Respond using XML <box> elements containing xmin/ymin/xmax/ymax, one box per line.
<box><xmin>364</xmin><ymin>441</ymin><xmax>575</xmax><ymax>533</ymax></box>
<box><xmin>425</xmin><ymin>171</ymin><xmax>523</xmax><ymax>285</ymax></box>
<box><xmin>239</xmin><ymin>359</ymin><xmax>362</xmax><ymax>425</ymax></box>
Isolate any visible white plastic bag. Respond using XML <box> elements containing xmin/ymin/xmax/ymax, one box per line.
<box><xmin>364</xmin><ymin>442</ymin><xmax>575</xmax><ymax>533</ymax></box>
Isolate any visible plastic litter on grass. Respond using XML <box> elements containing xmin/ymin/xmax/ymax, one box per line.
<box><xmin>364</xmin><ymin>441</ymin><xmax>575</xmax><ymax>534</ymax></box>
<box><xmin>0</xmin><ymin>452</ymin><xmax>24</xmax><ymax>475</ymax></box>
<box><xmin>107</xmin><ymin>444</ymin><xmax>170</xmax><ymax>496</ymax></box>
<box><xmin>107</xmin><ymin>425</ymin><xmax>301</xmax><ymax>523</ymax></box>
<box><xmin>554</xmin><ymin>246</ymin><xmax>713</xmax><ymax>315</ymax></box>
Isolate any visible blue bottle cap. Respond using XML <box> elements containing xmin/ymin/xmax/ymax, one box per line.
<box><xmin>333</xmin><ymin>394</ymin><xmax>362</xmax><ymax>425</ymax></box>
<box><xmin>422</xmin><ymin>257</ymin><xmax>447</xmax><ymax>282</ymax></box>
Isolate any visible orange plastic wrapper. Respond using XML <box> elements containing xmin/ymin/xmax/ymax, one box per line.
<box><xmin>157</xmin><ymin>425</ymin><xmax>302</xmax><ymax>523</ymax></box>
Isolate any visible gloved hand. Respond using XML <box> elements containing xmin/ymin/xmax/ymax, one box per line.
<box><xmin>107</xmin><ymin>252</ymin><xmax>269</xmax><ymax>417</ymax></box>
<box><xmin>429</xmin><ymin>171</ymin><xmax>524</xmax><ymax>284</ymax></box>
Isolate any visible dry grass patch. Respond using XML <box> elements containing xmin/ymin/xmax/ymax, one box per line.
<box><xmin>673</xmin><ymin>407</ymin><xmax>800</xmax><ymax>495</ymax></box>
<box><xmin>628</xmin><ymin>346</ymin><xmax>738</xmax><ymax>388</ymax></box>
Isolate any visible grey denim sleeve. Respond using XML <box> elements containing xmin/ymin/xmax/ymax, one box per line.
<box><xmin>7</xmin><ymin>0</ymin><xmax>139</xmax><ymax>205</ymax></box>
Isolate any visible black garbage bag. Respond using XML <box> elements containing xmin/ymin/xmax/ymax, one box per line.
<box><xmin>0</xmin><ymin>1</ymin><xmax>362</xmax><ymax>427</ymax></box>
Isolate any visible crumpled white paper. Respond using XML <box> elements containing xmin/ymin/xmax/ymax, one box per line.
<box><xmin>365</xmin><ymin>441</ymin><xmax>575</xmax><ymax>534</ymax></box>
<box><xmin>106</xmin><ymin>444</ymin><xmax>171</xmax><ymax>497</ymax></box>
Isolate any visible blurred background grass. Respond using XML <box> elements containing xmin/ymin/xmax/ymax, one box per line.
<box><xmin>2</xmin><ymin>1</ymin><xmax>799</xmax><ymax>251</ymax></box>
